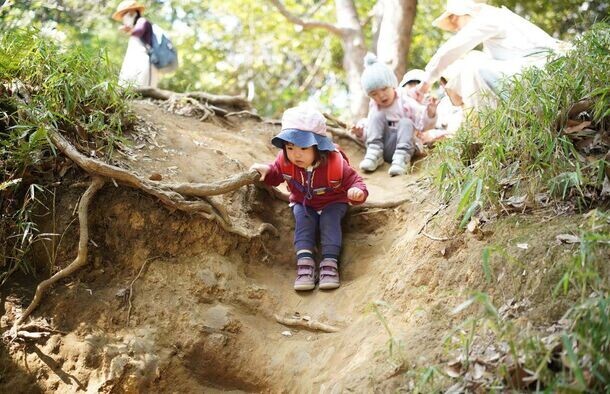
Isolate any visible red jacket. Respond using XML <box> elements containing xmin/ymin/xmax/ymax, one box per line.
<box><xmin>264</xmin><ymin>154</ymin><xmax>368</xmax><ymax>211</ymax></box>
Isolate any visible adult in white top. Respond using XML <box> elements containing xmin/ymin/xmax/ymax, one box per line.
<box><xmin>416</xmin><ymin>0</ymin><xmax>563</xmax><ymax>109</ymax></box>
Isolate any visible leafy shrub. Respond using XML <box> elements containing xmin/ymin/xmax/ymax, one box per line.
<box><xmin>1</xmin><ymin>28</ymin><xmax>131</xmax><ymax>279</ymax></box>
<box><xmin>433</xmin><ymin>24</ymin><xmax>610</xmax><ymax>223</ymax></box>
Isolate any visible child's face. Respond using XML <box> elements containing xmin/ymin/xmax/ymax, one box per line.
<box><xmin>369</xmin><ymin>87</ymin><xmax>396</xmax><ymax>108</ymax></box>
<box><xmin>285</xmin><ymin>143</ymin><xmax>316</xmax><ymax>168</ymax></box>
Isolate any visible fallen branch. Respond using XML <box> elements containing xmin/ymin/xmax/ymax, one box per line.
<box><xmin>14</xmin><ymin>331</ymin><xmax>50</xmax><ymax>339</ymax></box>
<box><xmin>274</xmin><ymin>314</ymin><xmax>339</xmax><ymax>333</ymax></box>
<box><xmin>421</xmin><ymin>231</ymin><xmax>454</xmax><ymax>242</ymax></box>
<box><xmin>134</xmin><ymin>87</ymin><xmax>251</xmax><ymax>111</ymax></box>
<box><xmin>357</xmin><ymin>197</ymin><xmax>413</xmax><ymax>210</ymax></box>
<box><xmin>417</xmin><ymin>204</ymin><xmax>446</xmax><ymax>235</ymax></box>
<box><xmin>266</xmin><ymin>187</ymin><xmax>411</xmax><ymax>210</ymax></box>
<box><xmin>15</xmin><ymin>176</ymin><xmax>105</xmax><ymax>326</ymax></box>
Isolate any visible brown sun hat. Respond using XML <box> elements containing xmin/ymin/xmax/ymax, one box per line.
<box><xmin>112</xmin><ymin>1</ymin><xmax>146</xmax><ymax>21</ymax></box>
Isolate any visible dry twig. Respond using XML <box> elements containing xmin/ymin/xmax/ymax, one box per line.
<box><xmin>127</xmin><ymin>257</ymin><xmax>155</xmax><ymax>324</ymax></box>
<box><xmin>274</xmin><ymin>314</ymin><xmax>339</xmax><ymax>333</ymax></box>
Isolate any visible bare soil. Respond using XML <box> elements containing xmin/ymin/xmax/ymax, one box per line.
<box><xmin>0</xmin><ymin>100</ymin><xmax>580</xmax><ymax>393</ymax></box>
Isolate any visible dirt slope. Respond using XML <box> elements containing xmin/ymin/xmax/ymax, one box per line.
<box><xmin>0</xmin><ymin>99</ymin><xmax>573</xmax><ymax>392</ymax></box>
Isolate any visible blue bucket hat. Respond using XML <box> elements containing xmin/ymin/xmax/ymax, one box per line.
<box><xmin>271</xmin><ymin>105</ymin><xmax>335</xmax><ymax>152</ymax></box>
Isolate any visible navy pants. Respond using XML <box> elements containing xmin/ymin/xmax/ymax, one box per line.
<box><xmin>292</xmin><ymin>202</ymin><xmax>349</xmax><ymax>258</ymax></box>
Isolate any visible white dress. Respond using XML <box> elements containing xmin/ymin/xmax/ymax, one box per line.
<box><xmin>118</xmin><ymin>35</ymin><xmax>159</xmax><ymax>88</ymax></box>
<box><xmin>424</xmin><ymin>5</ymin><xmax>563</xmax><ymax>108</ymax></box>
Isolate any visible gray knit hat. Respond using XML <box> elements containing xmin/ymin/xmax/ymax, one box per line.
<box><xmin>360</xmin><ymin>53</ymin><xmax>398</xmax><ymax>94</ymax></box>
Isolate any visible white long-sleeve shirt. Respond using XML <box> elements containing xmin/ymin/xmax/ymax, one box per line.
<box><xmin>424</xmin><ymin>5</ymin><xmax>561</xmax><ymax>85</ymax></box>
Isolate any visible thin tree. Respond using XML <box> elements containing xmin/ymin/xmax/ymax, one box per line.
<box><xmin>269</xmin><ymin>0</ymin><xmax>418</xmax><ymax>120</ymax></box>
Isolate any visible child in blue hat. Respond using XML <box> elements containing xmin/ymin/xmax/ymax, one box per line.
<box><xmin>250</xmin><ymin>105</ymin><xmax>368</xmax><ymax>291</ymax></box>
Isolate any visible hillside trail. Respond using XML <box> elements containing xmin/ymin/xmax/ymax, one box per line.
<box><xmin>2</xmin><ymin>99</ymin><xmax>486</xmax><ymax>393</ymax></box>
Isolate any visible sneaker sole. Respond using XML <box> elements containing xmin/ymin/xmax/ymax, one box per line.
<box><xmin>318</xmin><ymin>282</ymin><xmax>340</xmax><ymax>290</ymax></box>
<box><xmin>294</xmin><ymin>284</ymin><xmax>316</xmax><ymax>291</ymax></box>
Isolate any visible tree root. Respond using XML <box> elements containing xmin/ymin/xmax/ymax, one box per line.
<box><xmin>274</xmin><ymin>314</ymin><xmax>339</xmax><ymax>333</ymax></box>
<box><xmin>15</xmin><ymin>176</ymin><xmax>105</xmax><ymax>327</ymax></box>
<box><xmin>49</xmin><ymin>131</ymin><xmax>272</xmax><ymax>239</ymax></box>
<box><xmin>327</xmin><ymin>126</ymin><xmax>365</xmax><ymax>148</ymax></box>
<box><xmin>225</xmin><ymin>110</ymin><xmax>263</xmax><ymax>121</ymax></box>
<box><xmin>267</xmin><ymin>187</ymin><xmax>411</xmax><ymax>210</ymax></box>
<box><xmin>134</xmin><ymin>87</ymin><xmax>251</xmax><ymax>111</ymax></box>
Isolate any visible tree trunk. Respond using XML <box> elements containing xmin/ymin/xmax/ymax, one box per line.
<box><xmin>376</xmin><ymin>0</ymin><xmax>417</xmax><ymax>80</ymax></box>
<box><xmin>335</xmin><ymin>0</ymin><xmax>369</xmax><ymax>120</ymax></box>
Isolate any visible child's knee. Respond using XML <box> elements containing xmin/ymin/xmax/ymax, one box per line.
<box><xmin>397</xmin><ymin>118</ymin><xmax>415</xmax><ymax>130</ymax></box>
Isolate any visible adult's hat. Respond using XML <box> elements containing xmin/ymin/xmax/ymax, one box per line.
<box><xmin>271</xmin><ymin>105</ymin><xmax>335</xmax><ymax>152</ymax></box>
<box><xmin>112</xmin><ymin>1</ymin><xmax>146</xmax><ymax>21</ymax></box>
<box><xmin>400</xmin><ymin>69</ymin><xmax>426</xmax><ymax>87</ymax></box>
<box><xmin>432</xmin><ymin>0</ymin><xmax>481</xmax><ymax>31</ymax></box>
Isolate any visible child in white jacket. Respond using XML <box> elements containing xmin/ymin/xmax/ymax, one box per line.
<box><xmin>358</xmin><ymin>54</ymin><xmax>437</xmax><ymax>176</ymax></box>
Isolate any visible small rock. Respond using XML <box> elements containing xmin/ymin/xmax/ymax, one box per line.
<box><xmin>115</xmin><ymin>288</ymin><xmax>129</xmax><ymax>298</ymax></box>
<box><xmin>149</xmin><ymin>173</ymin><xmax>162</xmax><ymax>181</ymax></box>
<box><xmin>556</xmin><ymin>234</ymin><xmax>580</xmax><ymax>244</ymax></box>
<box><xmin>281</xmin><ymin>331</ymin><xmax>292</xmax><ymax>337</ymax></box>
<box><xmin>516</xmin><ymin>243</ymin><xmax>528</xmax><ymax>250</ymax></box>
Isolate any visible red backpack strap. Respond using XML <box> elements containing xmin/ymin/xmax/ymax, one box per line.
<box><xmin>326</xmin><ymin>149</ymin><xmax>344</xmax><ymax>189</ymax></box>
<box><xmin>277</xmin><ymin>151</ymin><xmax>296</xmax><ymax>183</ymax></box>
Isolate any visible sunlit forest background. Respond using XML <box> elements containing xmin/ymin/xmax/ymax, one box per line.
<box><xmin>1</xmin><ymin>0</ymin><xmax>607</xmax><ymax>115</ymax></box>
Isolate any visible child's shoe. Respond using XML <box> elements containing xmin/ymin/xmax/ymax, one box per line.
<box><xmin>359</xmin><ymin>145</ymin><xmax>384</xmax><ymax>172</ymax></box>
<box><xmin>388</xmin><ymin>150</ymin><xmax>412</xmax><ymax>176</ymax></box>
<box><xmin>294</xmin><ymin>258</ymin><xmax>316</xmax><ymax>291</ymax></box>
<box><xmin>318</xmin><ymin>258</ymin><xmax>340</xmax><ymax>290</ymax></box>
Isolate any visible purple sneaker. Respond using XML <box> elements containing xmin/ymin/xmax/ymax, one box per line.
<box><xmin>319</xmin><ymin>259</ymin><xmax>340</xmax><ymax>290</ymax></box>
<box><xmin>294</xmin><ymin>258</ymin><xmax>315</xmax><ymax>291</ymax></box>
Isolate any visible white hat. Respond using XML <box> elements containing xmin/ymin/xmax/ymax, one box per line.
<box><xmin>432</xmin><ymin>0</ymin><xmax>481</xmax><ymax>31</ymax></box>
<box><xmin>360</xmin><ymin>53</ymin><xmax>398</xmax><ymax>94</ymax></box>
<box><xmin>400</xmin><ymin>69</ymin><xmax>426</xmax><ymax>87</ymax></box>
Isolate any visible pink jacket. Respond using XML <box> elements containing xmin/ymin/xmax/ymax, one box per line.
<box><xmin>263</xmin><ymin>154</ymin><xmax>368</xmax><ymax>211</ymax></box>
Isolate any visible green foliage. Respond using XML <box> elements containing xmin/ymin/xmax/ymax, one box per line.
<box><xmin>433</xmin><ymin>24</ymin><xmax>610</xmax><ymax>224</ymax></box>
<box><xmin>366</xmin><ymin>300</ymin><xmax>406</xmax><ymax>364</ymax></box>
<box><xmin>566</xmin><ymin>296</ymin><xmax>610</xmax><ymax>392</ymax></box>
<box><xmin>495</xmin><ymin>0</ymin><xmax>608</xmax><ymax>36</ymax></box>
<box><xmin>448</xmin><ymin>291</ymin><xmax>610</xmax><ymax>391</ymax></box>
<box><xmin>1</xmin><ymin>28</ymin><xmax>130</xmax><ymax>279</ymax></box>
<box><xmin>554</xmin><ymin>209</ymin><xmax>610</xmax><ymax>300</ymax></box>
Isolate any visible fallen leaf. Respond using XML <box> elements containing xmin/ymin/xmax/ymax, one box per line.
<box><xmin>472</xmin><ymin>362</ymin><xmax>486</xmax><ymax>380</ymax></box>
<box><xmin>556</xmin><ymin>234</ymin><xmax>580</xmax><ymax>244</ymax></box>
<box><xmin>503</xmin><ymin>195</ymin><xmax>528</xmax><ymax>211</ymax></box>
<box><xmin>445</xmin><ymin>362</ymin><xmax>462</xmax><ymax>378</ymax></box>
<box><xmin>445</xmin><ymin>383</ymin><xmax>465</xmax><ymax>394</ymax></box>
<box><xmin>564</xmin><ymin>120</ymin><xmax>591</xmax><ymax>134</ymax></box>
